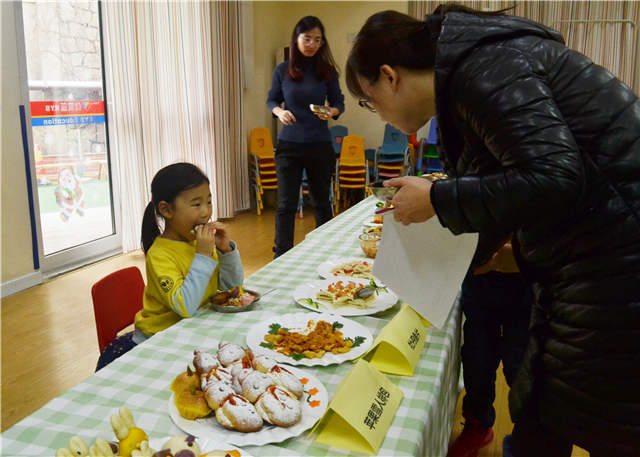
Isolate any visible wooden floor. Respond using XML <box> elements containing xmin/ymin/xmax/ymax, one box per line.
<box><xmin>1</xmin><ymin>206</ymin><xmax>588</xmax><ymax>456</ymax></box>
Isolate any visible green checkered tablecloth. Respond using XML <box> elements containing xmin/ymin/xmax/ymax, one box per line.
<box><xmin>1</xmin><ymin>197</ymin><xmax>462</xmax><ymax>457</ymax></box>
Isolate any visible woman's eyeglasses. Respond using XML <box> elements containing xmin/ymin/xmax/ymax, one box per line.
<box><xmin>358</xmin><ymin>99</ymin><xmax>376</xmax><ymax>113</ymax></box>
<box><xmin>302</xmin><ymin>37</ymin><xmax>324</xmax><ymax>47</ymax></box>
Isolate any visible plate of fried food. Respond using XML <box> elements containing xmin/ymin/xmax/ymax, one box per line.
<box><xmin>294</xmin><ymin>277</ymin><xmax>398</xmax><ymax>316</ymax></box>
<box><xmin>210</xmin><ymin>286</ymin><xmax>260</xmax><ymax>313</ymax></box>
<box><xmin>246</xmin><ymin>312</ymin><xmax>373</xmax><ymax>367</ymax></box>
<box><xmin>168</xmin><ymin>342</ymin><xmax>328</xmax><ymax>447</ymax></box>
<box><xmin>316</xmin><ymin>257</ymin><xmax>377</xmax><ymax>281</ymax></box>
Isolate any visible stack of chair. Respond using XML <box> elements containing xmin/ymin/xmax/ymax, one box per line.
<box><xmin>330</xmin><ymin>125</ymin><xmax>348</xmax><ymax>158</ymax></box>
<box><xmin>334</xmin><ymin>134</ymin><xmax>369</xmax><ymax>214</ymax></box>
<box><xmin>248</xmin><ymin>127</ymin><xmax>277</xmax><ymax>215</ymax></box>
<box><xmin>374</xmin><ymin>124</ymin><xmax>412</xmax><ymax>180</ymax></box>
<box><xmin>416</xmin><ymin>117</ymin><xmax>443</xmax><ymax>175</ymax></box>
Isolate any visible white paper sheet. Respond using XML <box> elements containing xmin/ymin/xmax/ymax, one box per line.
<box><xmin>373</xmin><ymin>215</ymin><xmax>478</xmax><ymax>329</ymax></box>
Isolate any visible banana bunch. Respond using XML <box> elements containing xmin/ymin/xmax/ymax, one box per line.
<box><xmin>110</xmin><ymin>407</ymin><xmax>150</xmax><ymax>457</ymax></box>
<box><xmin>55</xmin><ymin>436</ymin><xmax>116</xmax><ymax>457</ymax></box>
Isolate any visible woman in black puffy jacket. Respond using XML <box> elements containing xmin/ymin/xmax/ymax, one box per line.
<box><xmin>346</xmin><ymin>7</ymin><xmax>640</xmax><ymax>457</ymax></box>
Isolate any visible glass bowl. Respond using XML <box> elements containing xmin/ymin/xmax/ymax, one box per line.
<box><xmin>359</xmin><ymin>233</ymin><xmax>381</xmax><ymax>259</ymax></box>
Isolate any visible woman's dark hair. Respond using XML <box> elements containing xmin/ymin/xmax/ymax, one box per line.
<box><xmin>288</xmin><ymin>16</ymin><xmax>338</xmax><ymax>81</ymax></box>
<box><xmin>346</xmin><ymin>4</ymin><xmax>512</xmax><ymax>99</ymax></box>
<box><xmin>141</xmin><ymin>162</ymin><xmax>209</xmax><ymax>254</ymax></box>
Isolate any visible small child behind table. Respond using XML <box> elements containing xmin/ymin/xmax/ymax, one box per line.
<box><xmin>96</xmin><ymin>163</ymin><xmax>244</xmax><ymax>370</ymax></box>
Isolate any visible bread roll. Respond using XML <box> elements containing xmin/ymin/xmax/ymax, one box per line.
<box><xmin>215</xmin><ymin>394</ymin><xmax>263</xmax><ymax>432</ymax></box>
<box><xmin>255</xmin><ymin>385</ymin><xmax>302</xmax><ymax>427</ymax></box>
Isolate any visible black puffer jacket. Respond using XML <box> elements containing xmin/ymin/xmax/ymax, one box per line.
<box><xmin>430</xmin><ymin>12</ymin><xmax>640</xmax><ymax>450</ymax></box>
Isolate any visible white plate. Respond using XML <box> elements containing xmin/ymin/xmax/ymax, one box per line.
<box><xmin>148</xmin><ymin>436</ymin><xmax>252</xmax><ymax>457</ymax></box>
<box><xmin>246</xmin><ymin>312</ymin><xmax>373</xmax><ymax>367</ymax></box>
<box><xmin>363</xmin><ymin>219</ymin><xmax>384</xmax><ymax>227</ymax></box>
<box><xmin>317</xmin><ymin>257</ymin><xmax>377</xmax><ymax>281</ymax></box>
<box><xmin>168</xmin><ymin>365</ymin><xmax>328</xmax><ymax>447</ymax></box>
<box><xmin>293</xmin><ymin>277</ymin><xmax>398</xmax><ymax>316</ymax></box>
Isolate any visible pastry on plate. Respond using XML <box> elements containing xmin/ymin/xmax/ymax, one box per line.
<box><xmin>268</xmin><ymin>365</ymin><xmax>303</xmax><ymax>399</ymax></box>
<box><xmin>158</xmin><ymin>435</ymin><xmax>201</xmax><ymax>456</ymax></box>
<box><xmin>215</xmin><ymin>394</ymin><xmax>263</xmax><ymax>432</ymax></box>
<box><xmin>252</xmin><ymin>354</ymin><xmax>276</xmax><ymax>373</ymax></box>
<box><xmin>217</xmin><ymin>342</ymin><xmax>246</xmax><ymax>367</ymax></box>
<box><xmin>241</xmin><ymin>370</ymin><xmax>274</xmax><ymax>403</ymax></box>
<box><xmin>170</xmin><ymin>367</ymin><xmax>199</xmax><ymax>395</ymax></box>
<box><xmin>175</xmin><ymin>386</ymin><xmax>211</xmax><ymax>420</ymax></box>
<box><xmin>254</xmin><ymin>385</ymin><xmax>302</xmax><ymax>427</ymax></box>
<box><xmin>193</xmin><ymin>350</ymin><xmax>219</xmax><ymax>377</ymax></box>
<box><xmin>200</xmin><ymin>366</ymin><xmax>233</xmax><ymax>390</ymax></box>
<box><xmin>203</xmin><ymin>380</ymin><xmax>236</xmax><ymax>411</ymax></box>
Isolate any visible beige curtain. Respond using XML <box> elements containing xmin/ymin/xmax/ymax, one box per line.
<box><xmin>102</xmin><ymin>1</ymin><xmax>248</xmax><ymax>252</ymax></box>
<box><xmin>408</xmin><ymin>1</ymin><xmax>638</xmax><ymax>91</ymax></box>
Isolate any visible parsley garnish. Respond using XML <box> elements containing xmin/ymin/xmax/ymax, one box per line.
<box><xmin>268</xmin><ymin>323</ymin><xmax>288</xmax><ymax>334</ymax></box>
<box><xmin>300</xmin><ymin>298</ymin><xmax>323</xmax><ymax>309</ymax></box>
<box><xmin>260</xmin><ymin>342</ymin><xmax>274</xmax><ymax>349</ymax></box>
<box><xmin>369</xmin><ymin>279</ymin><xmax>388</xmax><ymax>295</ymax></box>
<box><xmin>345</xmin><ymin>336</ymin><xmax>366</xmax><ymax>348</ymax></box>
<box><xmin>332</xmin><ymin>321</ymin><xmax>344</xmax><ymax>331</ymax></box>
<box><xmin>290</xmin><ymin>353</ymin><xmax>305</xmax><ymax>361</ymax></box>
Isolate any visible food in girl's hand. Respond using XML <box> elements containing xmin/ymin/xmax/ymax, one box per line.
<box><xmin>255</xmin><ymin>385</ymin><xmax>302</xmax><ymax>427</ymax></box>
<box><xmin>211</xmin><ymin>287</ymin><xmax>258</xmax><ymax>308</ymax></box>
<box><xmin>329</xmin><ymin>260</ymin><xmax>374</xmax><ymax>279</ymax></box>
<box><xmin>217</xmin><ymin>341</ymin><xmax>247</xmax><ymax>367</ymax></box>
<box><xmin>215</xmin><ymin>394</ymin><xmax>263</xmax><ymax>432</ymax></box>
<box><xmin>111</xmin><ymin>407</ymin><xmax>150</xmax><ymax>457</ymax></box>
<box><xmin>309</xmin><ymin>104</ymin><xmax>331</xmax><ymax>115</ymax></box>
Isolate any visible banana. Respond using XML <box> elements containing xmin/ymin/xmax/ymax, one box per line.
<box><xmin>68</xmin><ymin>436</ymin><xmax>90</xmax><ymax>456</ymax></box>
<box><xmin>89</xmin><ymin>438</ymin><xmax>115</xmax><ymax>457</ymax></box>
<box><xmin>118</xmin><ymin>407</ymin><xmax>136</xmax><ymax>430</ymax></box>
<box><xmin>110</xmin><ymin>414</ymin><xmax>129</xmax><ymax>441</ymax></box>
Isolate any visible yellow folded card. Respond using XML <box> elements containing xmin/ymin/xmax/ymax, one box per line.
<box><xmin>313</xmin><ymin>360</ymin><xmax>403</xmax><ymax>455</ymax></box>
<box><xmin>362</xmin><ymin>304</ymin><xmax>428</xmax><ymax>376</ymax></box>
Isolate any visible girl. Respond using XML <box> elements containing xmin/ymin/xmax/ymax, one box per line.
<box><xmin>267</xmin><ymin>15</ymin><xmax>345</xmax><ymax>257</ymax></box>
<box><xmin>346</xmin><ymin>6</ymin><xmax>640</xmax><ymax>457</ymax></box>
<box><xmin>133</xmin><ymin>162</ymin><xmax>244</xmax><ymax>343</ymax></box>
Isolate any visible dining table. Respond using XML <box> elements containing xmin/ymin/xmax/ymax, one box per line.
<box><xmin>1</xmin><ymin>197</ymin><xmax>463</xmax><ymax>457</ymax></box>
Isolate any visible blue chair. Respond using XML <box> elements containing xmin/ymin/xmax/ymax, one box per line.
<box><xmin>416</xmin><ymin>117</ymin><xmax>443</xmax><ymax>175</ymax></box>
<box><xmin>330</xmin><ymin>125</ymin><xmax>348</xmax><ymax>157</ymax></box>
<box><xmin>374</xmin><ymin>124</ymin><xmax>412</xmax><ymax>180</ymax></box>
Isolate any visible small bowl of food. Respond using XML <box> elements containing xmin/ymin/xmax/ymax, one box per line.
<box><xmin>210</xmin><ymin>286</ymin><xmax>260</xmax><ymax>313</ymax></box>
<box><xmin>363</xmin><ymin>225</ymin><xmax>383</xmax><ymax>236</ymax></box>
<box><xmin>359</xmin><ymin>233</ymin><xmax>381</xmax><ymax>259</ymax></box>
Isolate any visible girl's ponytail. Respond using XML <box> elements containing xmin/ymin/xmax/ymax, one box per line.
<box><xmin>141</xmin><ymin>201</ymin><xmax>160</xmax><ymax>254</ymax></box>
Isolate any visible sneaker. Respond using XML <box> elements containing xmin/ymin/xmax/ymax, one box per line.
<box><xmin>447</xmin><ymin>416</ymin><xmax>494</xmax><ymax>457</ymax></box>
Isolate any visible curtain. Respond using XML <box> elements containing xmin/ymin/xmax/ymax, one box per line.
<box><xmin>408</xmin><ymin>1</ymin><xmax>638</xmax><ymax>91</ymax></box>
<box><xmin>102</xmin><ymin>1</ymin><xmax>248</xmax><ymax>252</ymax></box>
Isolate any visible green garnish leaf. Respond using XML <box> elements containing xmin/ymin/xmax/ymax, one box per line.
<box><xmin>332</xmin><ymin>321</ymin><xmax>344</xmax><ymax>331</ymax></box>
<box><xmin>290</xmin><ymin>353</ymin><xmax>305</xmax><ymax>361</ymax></box>
<box><xmin>369</xmin><ymin>279</ymin><xmax>388</xmax><ymax>294</ymax></box>
<box><xmin>268</xmin><ymin>323</ymin><xmax>281</xmax><ymax>334</ymax></box>
<box><xmin>301</xmin><ymin>298</ymin><xmax>323</xmax><ymax>309</ymax></box>
<box><xmin>260</xmin><ymin>342</ymin><xmax>274</xmax><ymax>349</ymax></box>
<box><xmin>345</xmin><ymin>336</ymin><xmax>367</xmax><ymax>348</ymax></box>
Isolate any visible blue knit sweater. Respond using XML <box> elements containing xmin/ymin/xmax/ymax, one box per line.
<box><xmin>267</xmin><ymin>58</ymin><xmax>345</xmax><ymax>143</ymax></box>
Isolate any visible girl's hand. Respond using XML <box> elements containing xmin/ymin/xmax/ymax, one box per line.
<box><xmin>473</xmin><ymin>243</ymin><xmax>520</xmax><ymax>275</ymax></box>
<box><xmin>275</xmin><ymin>108</ymin><xmax>296</xmax><ymax>126</ymax></box>
<box><xmin>195</xmin><ymin>223</ymin><xmax>217</xmax><ymax>257</ymax></box>
<box><xmin>210</xmin><ymin>222</ymin><xmax>232</xmax><ymax>253</ymax></box>
<box><xmin>315</xmin><ymin>107</ymin><xmax>339</xmax><ymax>121</ymax></box>
<box><xmin>386</xmin><ymin>176</ymin><xmax>435</xmax><ymax>225</ymax></box>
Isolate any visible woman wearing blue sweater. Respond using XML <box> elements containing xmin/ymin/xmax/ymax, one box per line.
<box><xmin>267</xmin><ymin>16</ymin><xmax>345</xmax><ymax>257</ymax></box>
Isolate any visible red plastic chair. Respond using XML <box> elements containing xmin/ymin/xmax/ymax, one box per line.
<box><xmin>91</xmin><ymin>266</ymin><xmax>145</xmax><ymax>353</ymax></box>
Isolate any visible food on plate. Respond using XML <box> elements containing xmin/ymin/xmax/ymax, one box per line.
<box><xmin>309</xmin><ymin>104</ymin><xmax>330</xmax><ymax>115</ymax></box>
<box><xmin>363</xmin><ymin>225</ymin><xmax>382</xmax><ymax>236</ymax></box>
<box><xmin>203</xmin><ymin>380</ymin><xmax>236</xmax><ymax>410</ymax></box>
<box><xmin>111</xmin><ymin>406</ymin><xmax>150</xmax><ymax>457</ymax></box>
<box><xmin>200</xmin><ymin>366</ymin><xmax>233</xmax><ymax>389</ymax></box>
<box><xmin>316</xmin><ymin>280</ymin><xmax>375</xmax><ymax>309</ymax></box>
<box><xmin>131</xmin><ymin>440</ymin><xmax>154</xmax><ymax>457</ymax></box>
<box><xmin>255</xmin><ymin>385</ymin><xmax>302</xmax><ymax>427</ymax></box>
<box><xmin>217</xmin><ymin>341</ymin><xmax>247</xmax><ymax>367</ymax></box>
<box><xmin>230</xmin><ymin>357</ymin><xmax>255</xmax><ymax>394</ymax></box>
<box><xmin>175</xmin><ymin>385</ymin><xmax>211</xmax><ymax>420</ymax></box>
<box><xmin>171</xmin><ymin>367</ymin><xmax>200</xmax><ymax>395</ymax></box>
<box><xmin>156</xmin><ymin>435</ymin><xmax>201</xmax><ymax>457</ymax></box>
<box><xmin>268</xmin><ymin>365</ymin><xmax>304</xmax><ymax>399</ymax></box>
<box><xmin>215</xmin><ymin>394</ymin><xmax>263</xmax><ymax>432</ymax></box>
<box><xmin>329</xmin><ymin>260</ymin><xmax>374</xmax><ymax>279</ymax></box>
<box><xmin>57</xmin><ymin>436</ymin><xmax>120</xmax><ymax>457</ymax></box>
<box><xmin>193</xmin><ymin>350</ymin><xmax>219</xmax><ymax>376</ymax></box>
<box><xmin>252</xmin><ymin>354</ymin><xmax>277</xmax><ymax>373</ymax></box>
<box><xmin>241</xmin><ymin>370</ymin><xmax>274</xmax><ymax>402</ymax></box>
<box><xmin>211</xmin><ymin>287</ymin><xmax>257</xmax><ymax>307</ymax></box>
<box><xmin>372</xmin><ymin>215</ymin><xmax>384</xmax><ymax>224</ymax></box>
<box><xmin>261</xmin><ymin>320</ymin><xmax>363</xmax><ymax>362</ymax></box>
<box><xmin>200</xmin><ymin>452</ymin><xmax>241</xmax><ymax>457</ymax></box>
<box><xmin>359</xmin><ymin>233</ymin><xmax>380</xmax><ymax>258</ymax></box>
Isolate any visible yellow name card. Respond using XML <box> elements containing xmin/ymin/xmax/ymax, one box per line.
<box><xmin>313</xmin><ymin>360</ymin><xmax>403</xmax><ymax>455</ymax></box>
<box><xmin>362</xmin><ymin>304</ymin><xmax>428</xmax><ymax>376</ymax></box>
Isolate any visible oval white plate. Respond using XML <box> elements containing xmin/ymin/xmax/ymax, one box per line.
<box><xmin>293</xmin><ymin>277</ymin><xmax>397</xmax><ymax>316</ymax></box>
<box><xmin>317</xmin><ymin>257</ymin><xmax>377</xmax><ymax>281</ymax></box>
<box><xmin>363</xmin><ymin>220</ymin><xmax>384</xmax><ymax>227</ymax></box>
<box><xmin>246</xmin><ymin>312</ymin><xmax>373</xmax><ymax>367</ymax></box>
<box><xmin>168</xmin><ymin>365</ymin><xmax>328</xmax><ymax>447</ymax></box>
<box><xmin>148</xmin><ymin>436</ymin><xmax>252</xmax><ymax>457</ymax></box>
